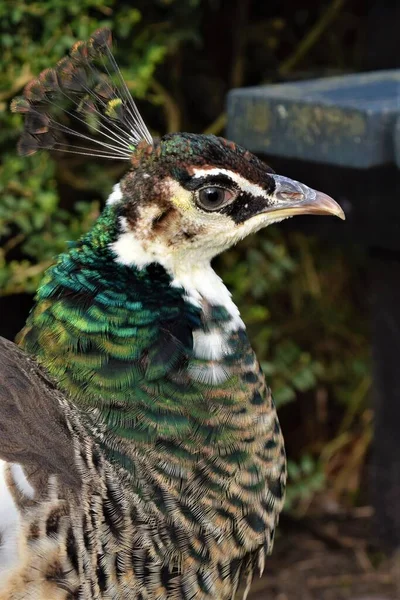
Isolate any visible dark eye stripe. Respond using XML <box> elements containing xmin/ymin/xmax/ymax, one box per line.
<box><xmin>220</xmin><ymin>193</ymin><xmax>269</xmax><ymax>223</ymax></box>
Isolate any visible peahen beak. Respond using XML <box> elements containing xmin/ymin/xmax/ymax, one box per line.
<box><xmin>265</xmin><ymin>174</ymin><xmax>345</xmax><ymax>220</ymax></box>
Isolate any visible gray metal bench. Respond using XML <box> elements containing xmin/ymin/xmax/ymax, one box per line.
<box><xmin>227</xmin><ymin>70</ymin><xmax>400</xmax><ymax>550</ymax></box>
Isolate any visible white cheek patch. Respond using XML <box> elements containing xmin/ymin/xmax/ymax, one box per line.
<box><xmin>110</xmin><ymin>216</ymin><xmax>158</xmax><ymax>269</ymax></box>
<box><xmin>106</xmin><ymin>183</ymin><xmax>123</xmax><ymax>206</ymax></box>
<box><xmin>192</xmin><ymin>167</ymin><xmax>272</xmax><ymax>202</ymax></box>
<box><xmin>110</xmin><ymin>231</ymin><xmax>153</xmax><ymax>268</ymax></box>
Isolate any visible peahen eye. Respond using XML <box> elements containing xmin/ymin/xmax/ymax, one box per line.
<box><xmin>197</xmin><ymin>187</ymin><xmax>235</xmax><ymax>211</ymax></box>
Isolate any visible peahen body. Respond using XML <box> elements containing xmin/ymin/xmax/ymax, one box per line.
<box><xmin>0</xmin><ymin>29</ymin><xmax>344</xmax><ymax>600</ymax></box>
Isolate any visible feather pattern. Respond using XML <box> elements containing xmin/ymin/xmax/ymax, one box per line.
<box><xmin>10</xmin><ymin>28</ymin><xmax>152</xmax><ymax>159</ymax></box>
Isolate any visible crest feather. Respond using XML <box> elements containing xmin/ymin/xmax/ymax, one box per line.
<box><xmin>11</xmin><ymin>28</ymin><xmax>152</xmax><ymax>160</ymax></box>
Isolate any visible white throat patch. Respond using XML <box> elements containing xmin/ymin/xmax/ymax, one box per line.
<box><xmin>170</xmin><ymin>265</ymin><xmax>244</xmax><ymax>331</ymax></box>
<box><xmin>109</xmin><ymin>213</ymin><xmax>245</xmax><ymax>331</ymax></box>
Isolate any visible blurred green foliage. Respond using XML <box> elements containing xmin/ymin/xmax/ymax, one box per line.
<box><xmin>0</xmin><ymin>0</ymin><xmax>370</xmax><ymax>513</ymax></box>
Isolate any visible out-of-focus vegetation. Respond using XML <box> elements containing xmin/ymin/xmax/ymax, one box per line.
<box><xmin>0</xmin><ymin>0</ymin><xmax>370</xmax><ymax>514</ymax></box>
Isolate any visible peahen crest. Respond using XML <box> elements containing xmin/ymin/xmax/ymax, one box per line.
<box><xmin>11</xmin><ymin>28</ymin><xmax>152</xmax><ymax>160</ymax></box>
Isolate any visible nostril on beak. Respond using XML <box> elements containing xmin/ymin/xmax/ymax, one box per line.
<box><xmin>279</xmin><ymin>191</ymin><xmax>304</xmax><ymax>201</ymax></box>
<box><xmin>271</xmin><ymin>174</ymin><xmax>308</xmax><ymax>203</ymax></box>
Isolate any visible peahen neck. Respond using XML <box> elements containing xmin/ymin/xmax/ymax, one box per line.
<box><xmin>18</xmin><ymin>204</ymin><xmax>269</xmax><ymax>453</ymax></box>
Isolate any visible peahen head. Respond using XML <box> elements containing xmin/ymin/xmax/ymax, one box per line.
<box><xmin>108</xmin><ymin>133</ymin><xmax>344</xmax><ymax>275</ymax></box>
<box><xmin>12</xmin><ymin>27</ymin><xmax>344</xmax><ymax>280</ymax></box>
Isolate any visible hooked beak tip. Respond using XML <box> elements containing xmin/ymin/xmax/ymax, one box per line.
<box><xmin>313</xmin><ymin>190</ymin><xmax>346</xmax><ymax>221</ymax></box>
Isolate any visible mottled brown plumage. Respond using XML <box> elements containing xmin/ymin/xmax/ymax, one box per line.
<box><xmin>0</xmin><ymin>335</ymin><xmax>284</xmax><ymax>600</ymax></box>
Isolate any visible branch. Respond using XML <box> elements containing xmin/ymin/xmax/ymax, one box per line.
<box><xmin>203</xmin><ymin>112</ymin><xmax>227</xmax><ymax>136</ymax></box>
<box><xmin>0</xmin><ymin>64</ymin><xmax>33</xmax><ymax>101</ymax></box>
<box><xmin>149</xmin><ymin>79</ymin><xmax>181</xmax><ymax>133</ymax></box>
<box><xmin>57</xmin><ymin>163</ymin><xmax>126</xmax><ymax>191</ymax></box>
<box><xmin>279</xmin><ymin>0</ymin><xmax>347</xmax><ymax>77</ymax></box>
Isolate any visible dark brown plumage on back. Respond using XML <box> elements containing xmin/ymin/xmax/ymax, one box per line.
<box><xmin>0</xmin><ymin>337</ymin><xmax>79</xmax><ymax>489</ymax></box>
